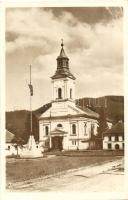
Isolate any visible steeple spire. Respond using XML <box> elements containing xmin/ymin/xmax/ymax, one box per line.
<box><xmin>51</xmin><ymin>40</ymin><xmax>76</xmax><ymax>80</ymax></box>
<box><xmin>59</xmin><ymin>39</ymin><xmax>68</xmax><ymax>58</ymax></box>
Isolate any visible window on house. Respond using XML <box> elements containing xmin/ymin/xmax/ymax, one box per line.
<box><xmin>72</xmin><ymin>124</ymin><xmax>76</xmax><ymax>135</ymax></box>
<box><xmin>58</xmin><ymin>88</ymin><xmax>62</xmax><ymax>99</ymax></box>
<box><xmin>108</xmin><ymin>143</ymin><xmax>112</xmax><ymax>149</ymax></box>
<box><xmin>109</xmin><ymin>136</ymin><xmax>111</xmax><ymax>141</ymax></box>
<box><xmin>45</xmin><ymin>126</ymin><xmax>49</xmax><ymax>136</ymax></box>
<box><xmin>8</xmin><ymin>145</ymin><xmax>10</xmax><ymax>150</ymax></box>
<box><xmin>15</xmin><ymin>146</ymin><xmax>18</xmax><ymax>150</ymax></box>
<box><xmin>115</xmin><ymin>135</ymin><xmax>119</xmax><ymax>141</ymax></box>
<box><xmin>115</xmin><ymin>144</ymin><xmax>120</xmax><ymax>150</ymax></box>
<box><xmin>70</xmin><ymin>88</ymin><xmax>72</xmax><ymax>99</ymax></box>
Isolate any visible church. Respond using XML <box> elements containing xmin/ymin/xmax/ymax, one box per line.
<box><xmin>39</xmin><ymin>41</ymin><xmax>99</xmax><ymax>151</ymax></box>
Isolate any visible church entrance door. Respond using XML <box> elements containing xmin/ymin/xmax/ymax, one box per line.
<box><xmin>52</xmin><ymin>136</ymin><xmax>63</xmax><ymax>151</ymax></box>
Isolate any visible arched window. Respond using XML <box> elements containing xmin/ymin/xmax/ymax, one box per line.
<box><xmin>62</xmin><ymin>60</ymin><xmax>66</xmax><ymax>66</ymax></box>
<box><xmin>58</xmin><ymin>88</ymin><xmax>62</xmax><ymax>99</ymax></box>
<box><xmin>57</xmin><ymin>124</ymin><xmax>63</xmax><ymax>128</ymax></box>
<box><xmin>115</xmin><ymin>144</ymin><xmax>120</xmax><ymax>150</ymax></box>
<box><xmin>84</xmin><ymin>122</ymin><xmax>87</xmax><ymax>135</ymax></box>
<box><xmin>70</xmin><ymin>88</ymin><xmax>72</xmax><ymax>99</ymax></box>
<box><xmin>45</xmin><ymin>126</ymin><xmax>49</xmax><ymax>136</ymax></box>
<box><xmin>91</xmin><ymin>124</ymin><xmax>94</xmax><ymax>135</ymax></box>
<box><xmin>58</xmin><ymin>61</ymin><xmax>61</xmax><ymax>67</ymax></box>
<box><xmin>72</xmin><ymin>124</ymin><xmax>76</xmax><ymax>135</ymax></box>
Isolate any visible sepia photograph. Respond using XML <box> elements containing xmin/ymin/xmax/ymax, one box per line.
<box><xmin>2</xmin><ymin>2</ymin><xmax>127</xmax><ymax>198</ymax></box>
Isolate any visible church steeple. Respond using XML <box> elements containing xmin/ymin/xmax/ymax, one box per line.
<box><xmin>51</xmin><ymin>40</ymin><xmax>76</xmax><ymax>80</ymax></box>
<box><xmin>59</xmin><ymin>39</ymin><xmax>67</xmax><ymax>58</ymax></box>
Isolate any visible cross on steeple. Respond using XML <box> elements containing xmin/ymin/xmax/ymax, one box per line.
<box><xmin>61</xmin><ymin>39</ymin><xmax>64</xmax><ymax>48</ymax></box>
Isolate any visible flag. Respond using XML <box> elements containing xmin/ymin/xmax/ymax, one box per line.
<box><xmin>28</xmin><ymin>84</ymin><xmax>33</xmax><ymax>96</ymax></box>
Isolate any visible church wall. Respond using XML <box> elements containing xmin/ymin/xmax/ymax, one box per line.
<box><xmin>51</xmin><ymin>100</ymin><xmax>82</xmax><ymax>116</ymax></box>
<box><xmin>39</xmin><ymin>117</ymin><xmax>98</xmax><ymax>150</ymax></box>
<box><xmin>66</xmin><ymin>78</ymin><xmax>75</xmax><ymax>100</ymax></box>
<box><xmin>52</xmin><ymin>77</ymin><xmax>75</xmax><ymax>102</ymax></box>
<box><xmin>52</xmin><ymin>79</ymin><xmax>65</xmax><ymax>100</ymax></box>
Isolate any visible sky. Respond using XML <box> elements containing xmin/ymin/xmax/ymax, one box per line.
<box><xmin>6</xmin><ymin>7</ymin><xmax>123</xmax><ymax>111</ymax></box>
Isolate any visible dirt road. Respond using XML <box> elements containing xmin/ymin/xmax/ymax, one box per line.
<box><xmin>7</xmin><ymin>157</ymin><xmax>124</xmax><ymax>192</ymax></box>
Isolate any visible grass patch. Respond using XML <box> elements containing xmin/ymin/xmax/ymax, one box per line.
<box><xmin>6</xmin><ymin>155</ymin><xmax>123</xmax><ymax>184</ymax></box>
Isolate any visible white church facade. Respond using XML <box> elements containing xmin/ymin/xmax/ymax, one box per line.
<box><xmin>39</xmin><ymin>41</ymin><xmax>99</xmax><ymax>151</ymax></box>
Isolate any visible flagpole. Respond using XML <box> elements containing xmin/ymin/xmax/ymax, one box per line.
<box><xmin>30</xmin><ymin>65</ymin><xmax>32</xmax><ymax>135</ymax></box>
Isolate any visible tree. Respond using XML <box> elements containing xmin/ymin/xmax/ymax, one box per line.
<box><xmin>96</xmin><ymin>107</ymin><xmax>108</xmax><ymax>149</ymax></box>
<box><xmin>12</xmin><ymin>136</ymin><xmax>25</xmax><ymax>156</ymax></box>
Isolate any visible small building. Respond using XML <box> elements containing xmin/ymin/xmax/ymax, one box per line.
<box><xmin>103</xmin><ymin>121</ymin><xmax>124</xmax><ymax>150</ymax></box>
<box><xmin>6</xmin><ymin>130</ymin><xmax>16</xmax><ymax>156</ymax></box>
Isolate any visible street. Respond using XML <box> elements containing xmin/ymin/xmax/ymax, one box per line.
<box><xmin>7</xmin><ymin>157</ymin><xmax>124</xmax><ymax>192</ymax></box>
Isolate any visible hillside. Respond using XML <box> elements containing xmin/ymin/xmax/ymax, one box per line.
<box><xmin>76</xmin><ymin>95</ymin><xmax>124</xmax><ymax>123</ymax></box>
<box><xmin>6</xmin><ymin>110</ymin><xmax>39</xmax><ymax>143</ymax></box>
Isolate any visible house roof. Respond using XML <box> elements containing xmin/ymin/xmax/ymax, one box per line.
<box><xmin>103</xmin><ymin>121</ymin><xmax>124</xmax><ymax>136</ymax></box>
<box><xmin>6</xmin><ymin>130</ymin><xmax>15</xmax><ymax>143</ymax></box>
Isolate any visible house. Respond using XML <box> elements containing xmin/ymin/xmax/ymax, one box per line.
<box><xmin>103</xmin><ymin>120</ymin><xmax>124</xmax><ymax>150</ymax></box>
<box><xmin>6</xmin><ymin>130</ymin><xmax>16</xmax><ymax>156</ymax></box>
<box><xmin>39</xmin><ymin>41</ymin><xmax>99</xmax><ymax>151</ymax></box>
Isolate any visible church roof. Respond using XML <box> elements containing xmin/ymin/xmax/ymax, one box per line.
<box><xmin>103</xmin><ymin>121</ymin><xmax>124</xmax><ymax>136</ymax></box>
<box><xmin>50</xmin><ymin>128</ymin><xmax>67</xmax><ymax>135</ymax></box>
<box><xmin>58</xmin><ymin>45</ymin><xmax>68</xmax><ymax>58</ymax></box>
<box><xmin>51</xmin><ymin>40</ymin><xmax>76</xmax><ymax>80</ymax></box>
<box><xmin>76</xmin><ymin>105</ymin><xmax>99</xmax><ymax>119</ymax></box>
<box><xmin>35</xmin><ymin>102</ymin><xmax>99</xmax><ymax>120</ymax></box>
<box><xmin>34</xmin><ymin>103</ymin><xmax>51</xmax><ymax>118</ymax></box>
<box><xmin>6</xmin><ymin>130</ymin><xmax>15</xmax><ymax>143</ymax></box>
<box><xmin>51</xmin><ymin>70</ymin><xmax>76</xmax><ymax>80</ymax></box>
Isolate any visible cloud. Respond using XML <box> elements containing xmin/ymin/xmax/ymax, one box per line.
<box><xmin>6</xmin><ymin>8</ymin><xmax>123</xmax><ymax>110</ymax></box>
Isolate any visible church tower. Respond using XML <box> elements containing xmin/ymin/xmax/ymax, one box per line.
<box><xmin>39</xmin><ymin>40</ymin><xmax>99</xmax><ymax>151</ymax></box>
<box><xmin>51</xmin><ymin>40</ymin><xmax>76</xmax><ymax>115</ymax></box>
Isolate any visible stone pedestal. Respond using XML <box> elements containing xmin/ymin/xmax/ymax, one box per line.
<box><xmin>20</xmin><ymin>135</ymin><xmax>43</xmax><ymax>158</ymax></box>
